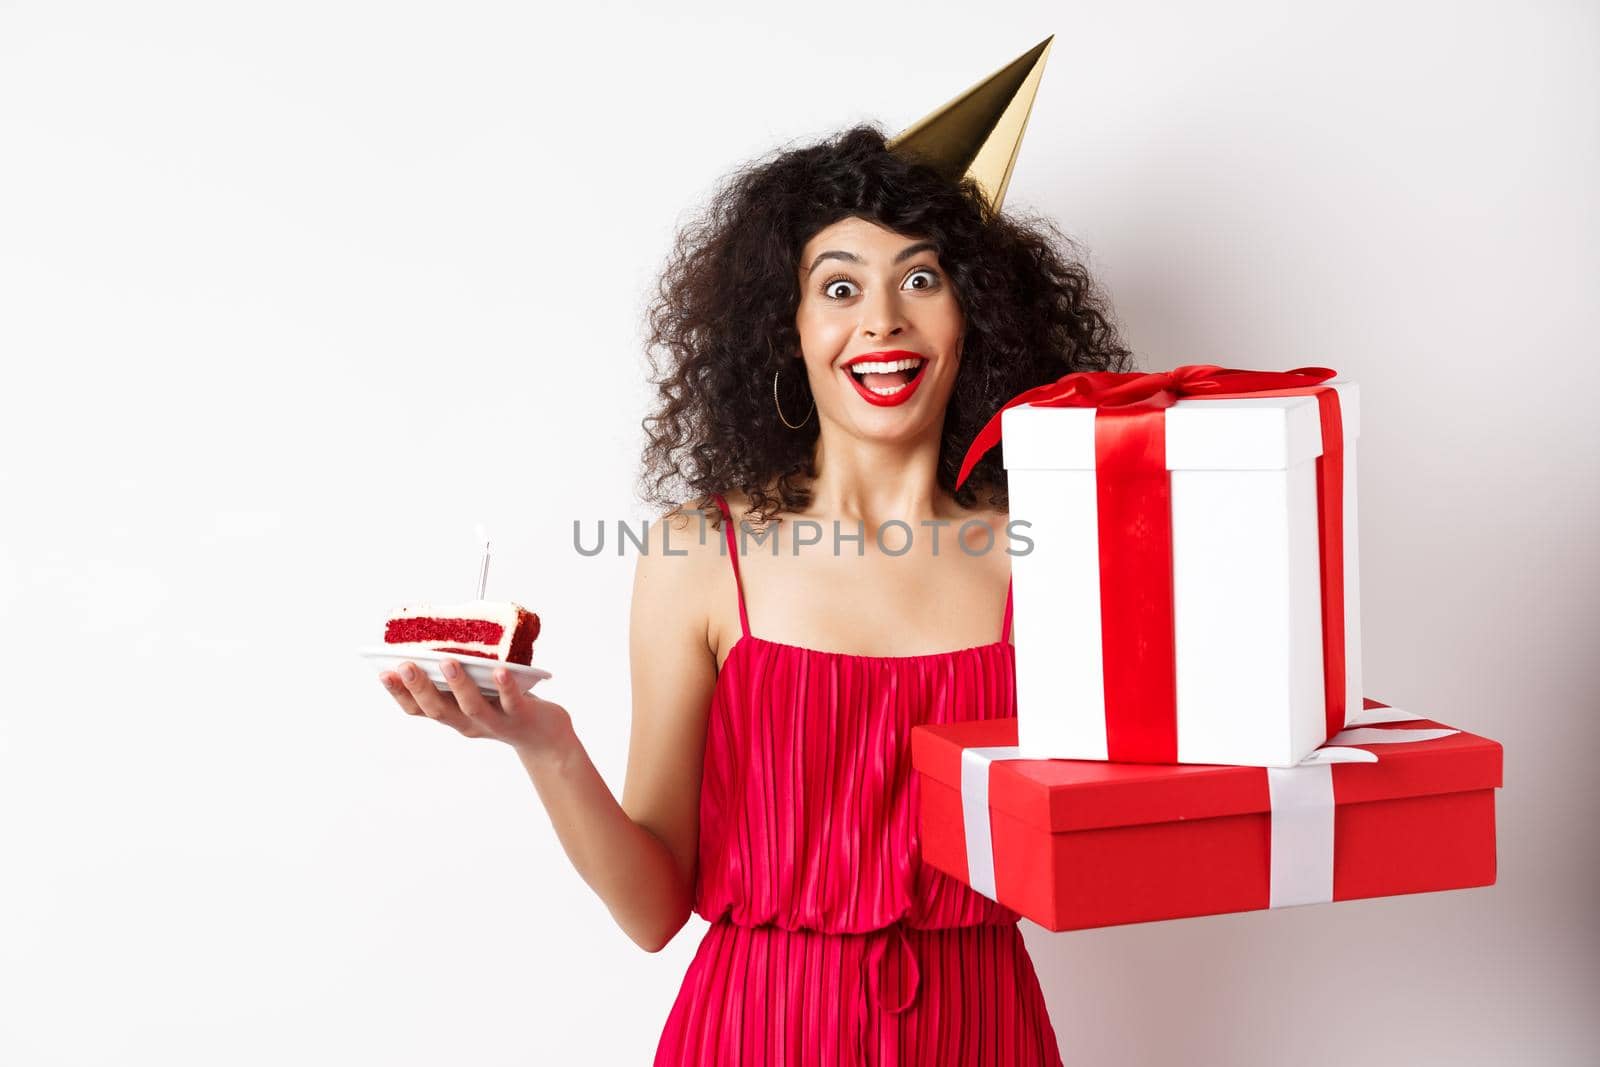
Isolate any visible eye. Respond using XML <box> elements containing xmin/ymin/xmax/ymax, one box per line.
<box><xmin>903</xmin><ymin>267</ymin><xmax>940</xmax><ymax>291</ymax></box>
<box><xmin>821</xmin><ymin>275</ymin><xmax>859</xmax><ymax>300</ymax></box>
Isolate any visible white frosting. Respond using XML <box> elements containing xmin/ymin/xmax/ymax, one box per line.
<box><xmin>388</xmin><ymin>601</ymin><xmax>526</xmax><ymax>625</ymax></box>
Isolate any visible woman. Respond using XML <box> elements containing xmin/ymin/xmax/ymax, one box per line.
<box><xmin>377</xmin><ymin>123</ymin><xmax>1132</xmax><ymax>1064</ymax></box>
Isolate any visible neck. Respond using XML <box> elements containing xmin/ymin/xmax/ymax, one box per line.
<box><xmin>803</xmin><ymin>423</ymin><xmax>962</xmax><ymax>528</ymax></box>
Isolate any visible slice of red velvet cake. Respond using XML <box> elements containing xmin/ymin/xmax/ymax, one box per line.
<box><xmin>383</xmin><ymin>601</ymin><xmax>541</xmax><ymax>665</ymax></box>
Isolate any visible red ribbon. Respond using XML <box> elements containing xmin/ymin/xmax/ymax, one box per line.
<box><xmin>958</xmin><ymin>364</ymin><xmax>1348</xmax><ymax>761</ymax></box>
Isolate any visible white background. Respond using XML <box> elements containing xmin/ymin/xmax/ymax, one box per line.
<box><xmin>3</xmin><ymin>1</ymin><xmax>1596</xmax><ymax>1064</ymax></box>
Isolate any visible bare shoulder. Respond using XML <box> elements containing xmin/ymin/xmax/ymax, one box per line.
<box><xmin>632</xmin><ymin>498</ymin><xmax>725</xmax><ymax>647</ymax></box>
<box><xmin>952</xmin><ymin>498</ymin><xmax>1012</xmax><ymax>545</ymax></box>
<box><xmin>973</xmin><ymin>501</ymin><xmax>1011</xmax><ymax>531</ymax></box>
<box><xmin>970</xmin><ymin>502</ymin><xmax>1018</xmax><ymax>647</ymax></box>
<box><xmin>716</xmin><ymin>487</ymin><xmax>764</xmax><ymax>527</ymax></box>
<box><xmin>649</xmin><ymin>497</ymin><xmax>725</xmax><ymax>558</ymax></box>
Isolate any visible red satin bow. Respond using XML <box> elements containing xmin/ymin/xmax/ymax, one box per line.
<box><xmin>954</xmin><ymin>364</ymin><xmax>1338</xmax><ymax>489</ymax></box>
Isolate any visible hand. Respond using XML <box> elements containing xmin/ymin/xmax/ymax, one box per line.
<box><xmin>379</xmin><ymin>658</ymin><xmax>574</xmax><ymax>757</ymax></box>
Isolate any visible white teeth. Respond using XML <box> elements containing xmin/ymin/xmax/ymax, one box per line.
<box><xmin>847</xmin><ymin>357</ymin><xmax>924</xmax><ymax>374</ymax></box>
<box><xmin>845</xmin><ymin>356</ymin><xmax>923</xmax><ymax>398</ymax></box>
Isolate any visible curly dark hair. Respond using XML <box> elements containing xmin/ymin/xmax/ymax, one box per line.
<box><xmin>637</xmin><ymin>122</ymin><xmax>1134</xmax><ymax>529</ymax></box>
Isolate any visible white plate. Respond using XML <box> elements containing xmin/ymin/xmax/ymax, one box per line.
<box><xmin>357</xmin><ymin>647</ymin><xmax>552</xmax><ymax>696</ymax></box>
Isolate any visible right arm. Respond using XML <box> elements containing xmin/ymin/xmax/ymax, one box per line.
<box><xmin>377</xmin><ymin>505</ymin><xmax>718</xmax><ymax>953</ymax></box>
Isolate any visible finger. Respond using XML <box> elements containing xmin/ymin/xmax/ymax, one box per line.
<box><xmin>440</xmin><ymin>658</ymin><xmax>508</xmax><ymax>728</ymax></box>
<box><xmin>489</xmin><ymin>665</ymin><xmax>527</xmax><ymax>718</ymax></box>
<box><xmin>398</xmin><ymin>662</ymin><xmax>461</xmax><ymax>722</ymax></box>
<box><xmin>379</xmin><ymin>671</ymin><xmax>426</xmax><ymax>716</ymax></box>
<box><xmin>402</xmin><ymin>661</ymin><xmax>495</xmax><ymax>737</ymax></box>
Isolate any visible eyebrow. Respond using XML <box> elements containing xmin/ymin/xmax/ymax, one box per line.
<box><xmin>805</xmin><ymin>240</ymin><xmax>940</xmax><ymax>277</ymax></box>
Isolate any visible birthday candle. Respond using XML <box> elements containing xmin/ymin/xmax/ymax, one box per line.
<box><xmin>474</xmin><ymin>524</ymin><xmax>491</xmax><ymax>600</ymax></box>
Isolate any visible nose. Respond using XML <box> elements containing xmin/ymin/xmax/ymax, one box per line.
<box><xmin>859</xmin><ymin>286</ymin><xmax>908</xmax><ymax>340</ymax></box>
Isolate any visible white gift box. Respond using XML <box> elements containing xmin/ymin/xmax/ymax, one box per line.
<box><xmin>1005</xmin><ymin>378</ymin><xmax>1362</xmax><ymax>768</ymax></box>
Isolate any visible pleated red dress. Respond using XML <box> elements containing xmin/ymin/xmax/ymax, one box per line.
<box><xmin>653</xmin><ymin>493</ymin><xmax>1063</xmax><ymax>1066</ymax></box>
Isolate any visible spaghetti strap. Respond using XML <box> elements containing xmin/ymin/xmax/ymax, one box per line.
<box><xmin>1001</xmin><ymin>574</ymin><xmax>1013</xmax><ymax>644</ymax></box>
<box><xmin>710</xmin><ymin>493</ymin><xmax>751</xmax><ymax>639</ymax></box>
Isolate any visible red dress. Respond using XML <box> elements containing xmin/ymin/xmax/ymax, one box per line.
<box><xmin>654</xmin><ymin>493</ymin><xmax>1063</xmax><ymax>1066</ymax></box>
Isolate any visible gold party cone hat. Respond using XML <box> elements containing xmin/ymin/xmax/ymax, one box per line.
<box><xmin>886</xmin><ymin>35</ymin><xmax>1054</xmax><ymax>214</ymax></box>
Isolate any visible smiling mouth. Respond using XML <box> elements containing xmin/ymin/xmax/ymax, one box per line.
<box><xmin>845</xmin><ymin>356</ymin><xmax>927</xmax><ymax>396</ymax></box>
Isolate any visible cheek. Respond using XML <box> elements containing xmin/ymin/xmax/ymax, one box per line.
<box><xmin>939</xmin><ymin>304</ymin><xmax>966</xmax><ymax>353</ymax></box>
<box><xmin>798</xmin><ymin>312</ymin><xmax>848</xmax><ymax>353</ymax></box>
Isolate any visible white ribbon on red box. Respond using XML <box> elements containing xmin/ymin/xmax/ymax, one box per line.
<box><xmin>958</xmin><ymin>705</ymin><xmax>1459</xmax><ymax>908</ymax></box>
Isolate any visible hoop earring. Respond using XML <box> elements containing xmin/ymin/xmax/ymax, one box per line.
<box><xmin>773</xmin><ymin>367</ymin><xmax>815</xmax><ymax>429</ymax></box>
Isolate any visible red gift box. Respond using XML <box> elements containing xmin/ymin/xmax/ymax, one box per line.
<box><xmin>912</xmin><ymin>699</ymin><xmax>1501</xmax><ymax>931</ymax></box>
